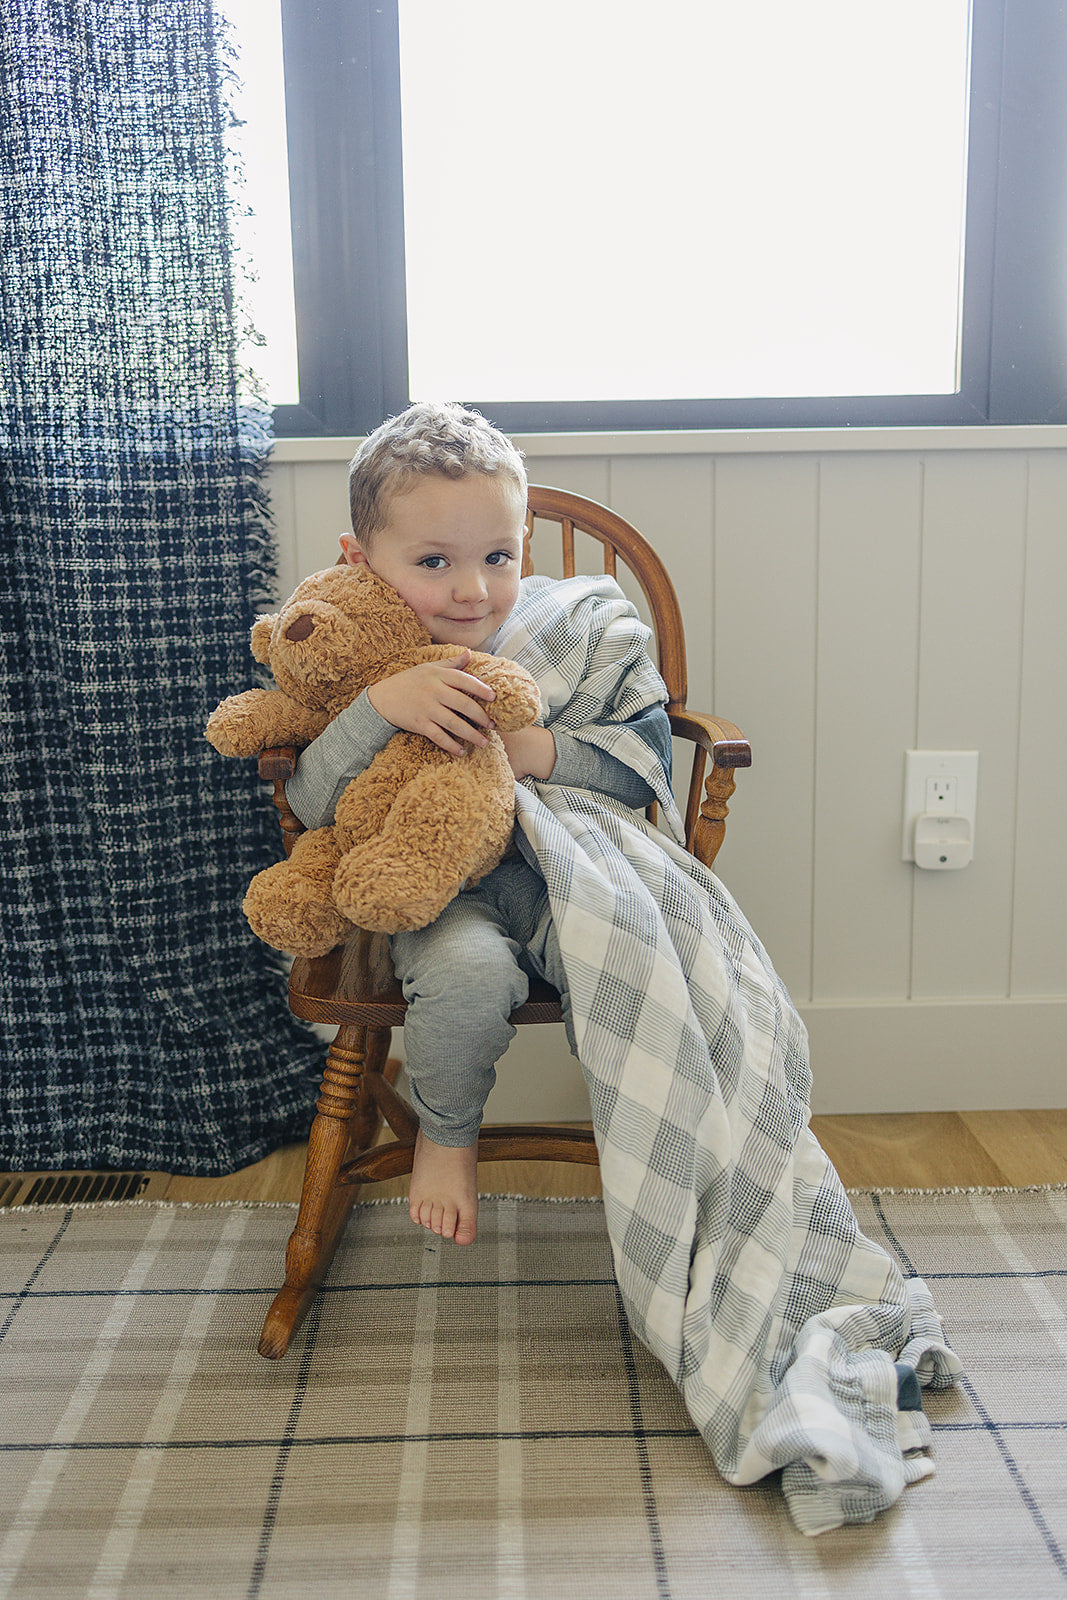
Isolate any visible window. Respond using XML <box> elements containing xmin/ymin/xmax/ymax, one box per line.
<box><xmin>222</xmin><ymin>0</ymin><xmax>299</xmax><ymax>408</ymax></box>
<box><xmin>233</xmin><ymin>0</ymin><xmax>1067</xmax><ymax>435</ymax></box>
<box><xmin>399</xmin><ymin>2</ymin><xmax>969</xmax><ymax>405</ymax></box>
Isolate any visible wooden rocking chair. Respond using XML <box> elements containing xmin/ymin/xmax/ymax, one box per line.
<box><xmin>255</xmin><ymin>486</ymin><xmax>751</xmax><ymax>1357</ymax></box>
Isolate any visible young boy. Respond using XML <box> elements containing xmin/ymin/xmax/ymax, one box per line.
<box><xmin>283</xmin><ymin>408</ymin><xmax>962</xmax><ymax>1520</ymax></box>
<box><xmin>285</xmin><ymin>402</ymin><xmax>673</xmax><ymax>1247</ymax></box>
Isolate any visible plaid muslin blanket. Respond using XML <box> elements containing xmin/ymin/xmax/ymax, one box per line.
<box><xmin>493</xmin><ymin>576</ymin><xmax>962</xmax><ymax>1535</ymax></box>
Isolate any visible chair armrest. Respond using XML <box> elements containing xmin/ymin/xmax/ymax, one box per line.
<box><xmin>668</xmin><ymin>710</ymin><xmax>752</xmax><ymax>769</ymax></box>
<box><xmin>668</xmin><ymin>710</ymin><xmax>751</xmax><ymax>869</ymax></box>
<box><xmin>258</xmin><ymin>746</ymin><xmax>299</xmax><ymax>782</ymax></box>
<box><xmin>257</xmin><ymin>746</ymin><xmax>305</xmax><ymax>858</ymax></box>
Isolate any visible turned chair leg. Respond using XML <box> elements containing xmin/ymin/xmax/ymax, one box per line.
<box><xmin>259</xmin><ymin>1023</ymin><xmax>392</xmax><ymax>1358</ymax></box>
<box><xmin>693</xmin><ymin>764</ymin><xmax>737</xmax><ymax>870</ymax></box>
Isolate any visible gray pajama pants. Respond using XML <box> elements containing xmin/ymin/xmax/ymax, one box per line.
<box><xmin>389</xmin><ymin>855</ymin><xmax>574</xmax><ymax>1146</ymax></box>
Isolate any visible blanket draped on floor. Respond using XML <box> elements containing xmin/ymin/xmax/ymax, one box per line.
<box><xmin>494</xmin><ymin>576</ymin><xmax>963</xmax><ymax>1535</ymax></box>
<box><xmin>0</xmin><ymin>1</ymin><xmax>323</xmax><ymax>1171</ymax></box>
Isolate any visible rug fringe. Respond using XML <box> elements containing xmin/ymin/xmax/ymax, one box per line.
<box><xmin>5</xmin><ymin>1182</ymin><xmax>1064</xmax><ymax>1217</ymax></box>
<box><xmin>0</xmin><ymin>1193</ymin><xmax>609</xmax><ymax>1216</ymax></box>
<box><xmin>845</xmin><ymin>1182</ymin><xmax>1067</xmax><ymax>1196</ymax></box>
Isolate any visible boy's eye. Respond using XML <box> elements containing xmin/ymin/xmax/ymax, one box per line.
<box><xmin>486</xmin><ymin>550</ymin><xmax>514</xmax><ymax>566</ymax></box>
<box><xmin>419</xmin><ymin>555</ymin><xmax>447</xmax><ymax>570</ymax></box>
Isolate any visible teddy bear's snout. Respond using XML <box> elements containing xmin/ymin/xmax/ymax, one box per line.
<box><xmin>285</xmin><ymin>614</ymin><xmax>315</xmax><ymax>643</ymax></box>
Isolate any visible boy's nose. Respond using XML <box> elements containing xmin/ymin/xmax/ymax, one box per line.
<box><xmin>453</xmin><ymin>568</ymin><xmax>488</xmax><ymax>601</ymax></box>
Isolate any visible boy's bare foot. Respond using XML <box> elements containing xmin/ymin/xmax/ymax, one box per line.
<box><xmin>409</xmin><ymin>1130</ymin><xmax>479</xmax><ymax>1245</ymax></box>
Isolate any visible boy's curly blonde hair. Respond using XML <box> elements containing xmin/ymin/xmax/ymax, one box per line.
<box><xmin>348</xmin><ymin>401</ymin><xmax>528</xmax><ymax>546</ymax></box>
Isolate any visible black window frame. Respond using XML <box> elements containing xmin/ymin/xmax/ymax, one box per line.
<box><xmin>273</xmin><ymin>0</ymin><xmax>1067</xmax><ymax>438</ymax></box>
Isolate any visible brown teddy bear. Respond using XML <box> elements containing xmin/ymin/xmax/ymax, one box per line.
<box><xmin>206</xmin><ymin>563</ymin><xmax>542</xmax><ymax>956</ymax></box>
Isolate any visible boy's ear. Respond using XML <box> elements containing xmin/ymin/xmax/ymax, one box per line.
<box><xmin>250</xmin><ymin>614</ymin><xmax>276</xmax><ymax>662</ymax></box>
<box><xmin>339</xmin><ymin>532</ymin><xmax>369</xmax><ymax>568</ymax></box>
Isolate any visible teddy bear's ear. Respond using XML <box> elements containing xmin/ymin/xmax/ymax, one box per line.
<box><xmin>250</xmin><ymin>614</ymin><xmax>277</xmax><ymax>663</ymax></box>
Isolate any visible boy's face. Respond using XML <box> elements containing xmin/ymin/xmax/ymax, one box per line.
<box><xmin>340</xmin><ymin>472</ymin><xmax>525</xmax><ymax>648</ymax></box>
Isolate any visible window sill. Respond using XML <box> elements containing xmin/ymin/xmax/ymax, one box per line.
<box><xmin>270</xmin><ymin>423</ymin><xmax>1067</xmax><ymax>462</ymax></box>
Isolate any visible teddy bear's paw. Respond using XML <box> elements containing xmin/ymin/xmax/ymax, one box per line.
<box><xmin>205</xmin><ymin>693</ymin><xmax>269</xmax><ymax>758</ymax></box>
<box><xmin>332</xmin><ymin>850</ymin><xmax>461</xmax><ymax>936</ymax></box>
<box><xmin>243</xmin><ymin>865</ymin><xmax>355</xmax><ymax>957</ymax></box>
<box><xmin>480</xmin><ymin>672</ymin><xmax>541</xmax><ymax>733</ymax></box>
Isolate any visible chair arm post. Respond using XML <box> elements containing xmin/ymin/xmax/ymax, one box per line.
<box><xmin>257</xmin><ymin>746</ymin><xmax>305</xmax><ymax>859</ymax></box>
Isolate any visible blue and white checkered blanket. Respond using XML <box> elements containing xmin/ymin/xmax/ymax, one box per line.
<box><xmin>495</xmin><ymin>575</ymin><xmax>962</xmax><ymax>1534</ymax></box>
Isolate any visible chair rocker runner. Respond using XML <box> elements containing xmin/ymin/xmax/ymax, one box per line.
<box><xmin>255</xmin><ymin>487</ymin><xmax>751</xmax><ymax>1358</ymax></box>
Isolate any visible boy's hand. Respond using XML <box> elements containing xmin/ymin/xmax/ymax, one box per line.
<box><xmin>497</xmin><ymin>726</ymin><xmax>557</xmax><ymax>781</ymax></box>
<box><xmin>367</xmin><ymin>650</ymin><xmax>497</xmax><ymax>757</ymax></box>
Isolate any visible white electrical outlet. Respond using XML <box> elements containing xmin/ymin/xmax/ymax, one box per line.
<box><xmin>902</xmin><ymin>751</ymin><xmax>979</xmax><ymax>862</ymax></box>
<box><xmin>925</xmin><ymin>776</ymin><xmax>957</xmax><ymax>812</ymax></box>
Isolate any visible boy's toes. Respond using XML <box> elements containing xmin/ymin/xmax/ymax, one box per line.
<box><xmin>454</xmin><ymin>1212</ymin><xmax>477</xmax><ymax>1247</ymax></box>
<box><xmin>409</xmin><ymin>1197</ymin><xmax>476</xmax><ymax>1246</ymax></box>
<box><xmin>408</xmin><ymin>1133</ymin><xmax>479</xmax><ymax>1245</ymax></box>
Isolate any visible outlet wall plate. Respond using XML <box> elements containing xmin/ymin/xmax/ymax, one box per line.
<box><xmin>902</xmin><ymin>750</ymin><xmax>979</xmax><ymax>862</ymax></box>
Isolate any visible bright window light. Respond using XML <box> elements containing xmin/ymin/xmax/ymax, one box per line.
<box><xmin>219</xmin><ymin>0</ymin><xmax>299</xmax><ymax>407</ymax></box>
<box><xmin>398</xmin><ymin>0</ymin><xmax>971</xmax><ymax>402</ymax></box>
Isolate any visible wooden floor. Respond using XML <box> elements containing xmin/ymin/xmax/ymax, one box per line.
<box><xmin>161</xmin><ymin>1109</ymin><xmax>1067</xmax><ymax>1204</ymax></box>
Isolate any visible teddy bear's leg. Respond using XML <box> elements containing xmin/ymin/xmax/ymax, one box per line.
<box><xmin>331</xmin><ymin>772</ymin><xmax>388</xmax><ymax>848</ymax></box>
<box><xmin>243</xmin><ymin>827</ymin><xmax>358</xmax><ymax>958</ymax></box>
<box><xmin>332</xmin><ymin>754</ymin><xmax>516</xmax><ymax>934</ymax></box>
<box><xmin>333</xmin><ymin>735</ymin><xmax>450</xmax><ymax>847</ymax></box>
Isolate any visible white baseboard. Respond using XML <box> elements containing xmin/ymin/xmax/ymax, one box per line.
<box><xmin>801</xmin><ymin>997</ymin><xmax>1067</xmax><ymax>1114</ymax></box>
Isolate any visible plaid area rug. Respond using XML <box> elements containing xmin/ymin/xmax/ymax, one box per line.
<box><xmin>0</xmin><ymin>1192</ymin><xmax>1064</xmax><ymax>1598</ymax></box>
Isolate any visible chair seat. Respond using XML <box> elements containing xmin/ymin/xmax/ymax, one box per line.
<box><xmin>288</xmin><ymin>930</ymin><xmax>564</xmax><ymax>1029</ymax></box>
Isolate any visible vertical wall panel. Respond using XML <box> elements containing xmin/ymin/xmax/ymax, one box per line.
<box><xmin>812</xmin><ymin>454</ymin><xmax>922</xmax><ymax>999</ymax></box>
<box><xmin>712</xmin><ymin>454</ymin><xmax>819</xmax><ymax>1000</ymax></box>
<box><xmin>911</xmin><ymin>453</ymin><xmax>1028</xmax><ymax>998</ymax></box>
<box><xmin>524</xmin><ymin>455</ymin><xmax>610</xmax><ymax>508</ymax></box>
<box><xmin>609</xmin><ymin>454</ymin><xmax>716</xmax><ymax>711</ymax></box>
<box><xmin>292</xmin><ymin>459</ymin><xmax>352</xmax><ymax>575</ymax></box>
<box><xmin>1010</xmin><ymin>451</ymin><xmax>1067</xmax><ymax>994</ymax></box>
<box><xmin>265</xmin><ymin>461</ymin><xmax>298</xmax><ymax>604</ymax></box>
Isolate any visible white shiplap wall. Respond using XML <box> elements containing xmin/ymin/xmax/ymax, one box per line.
<box><xmin>264</xmin><ymin>429</ymin><xmax>1067</xmax><ymax>1116</ymax></box>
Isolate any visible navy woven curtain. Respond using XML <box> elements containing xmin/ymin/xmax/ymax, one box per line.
<box><xmin>0</xmin><ymin>1</ymin><xmax>324</xmax><ymax>1172</ymax></box>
